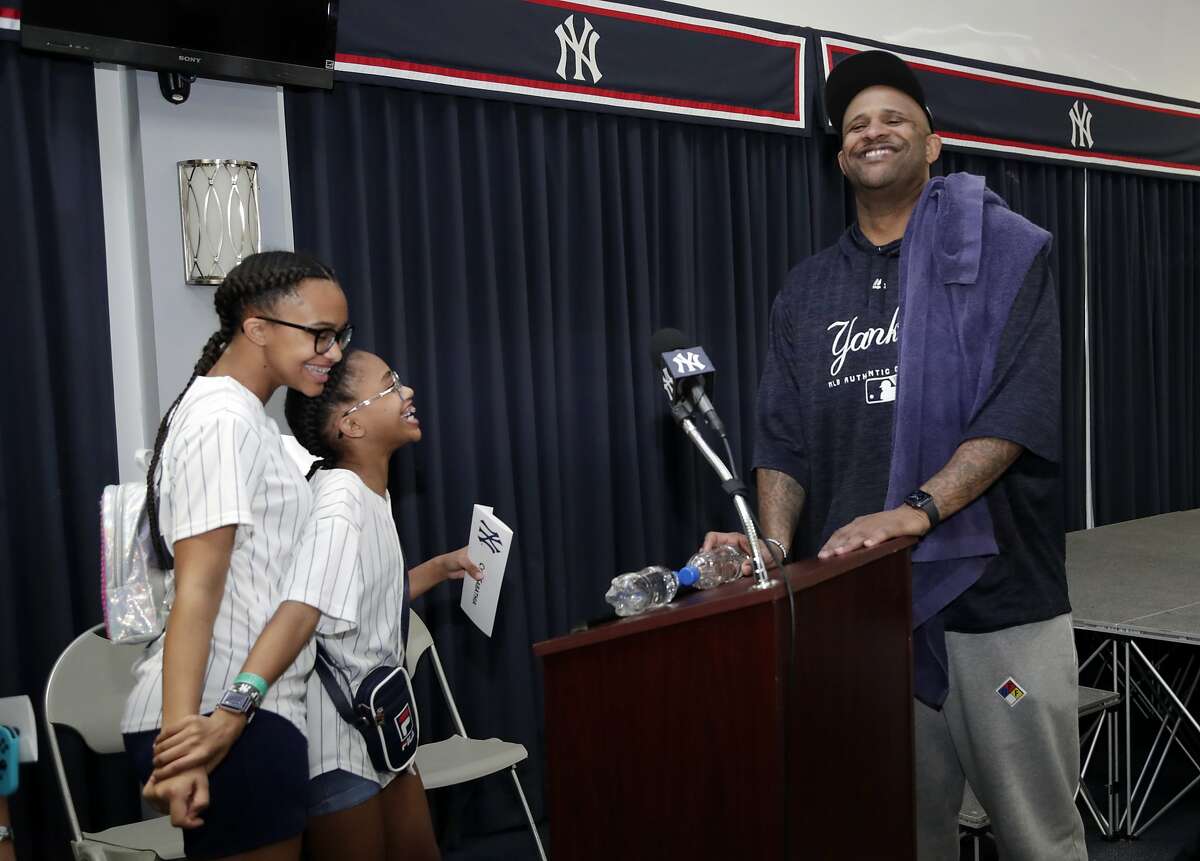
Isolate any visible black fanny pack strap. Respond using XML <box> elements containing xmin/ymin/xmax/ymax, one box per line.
<box><xmin>313</xmin><ymin>569</ymin><xmax>418</xmax><ymax>774</ymax></box>
<box><xmin>315</xmin><ymin>643</ymin><xmax>361</xmax><ymax>727</ymax></box>
<box><xmin>399</xmin><ymin>568</ymin><xmax>411</xmax><ymax>663</ymax></box>
<box><xmin>315</xmin><ymin>570</ymin><xmax>412</xmax><ymax>726</ymax></box>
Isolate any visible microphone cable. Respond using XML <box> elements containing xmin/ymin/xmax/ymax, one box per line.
<box><xmin>700</xmin><ymin>415</ymin><xmax>796</xmax><ymax>858</ymax></box>
<box><xmin>719</xmin><ymin>432</ymin><xmax>739</xmax><ymax>481</ymax></box>
<box><xmin>750</xmin><ymin>507</ymin><xmax>796</xmax><ymax>861</ymax></box>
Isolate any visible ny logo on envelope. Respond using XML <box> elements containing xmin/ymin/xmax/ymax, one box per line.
<box><xmin>461</xmin><ymin>505</ymin><xmax>514</xmax><ymax>638</ymax></box>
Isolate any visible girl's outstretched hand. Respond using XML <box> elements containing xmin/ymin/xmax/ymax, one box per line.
<box><xmin>441</xmin><ymin>546</ymin><xmax>483</xmax><ymax>582</ymax></box>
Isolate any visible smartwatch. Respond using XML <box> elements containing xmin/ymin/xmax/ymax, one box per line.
<box><xmin>217</xmin><ymin>682</ymin><xmax>262</xmax><ymax>719</ymax></box>
<box><xmin>903</xmin><ymin>489</ymin><xmax>941</xmax><ymax>530</ymax></box>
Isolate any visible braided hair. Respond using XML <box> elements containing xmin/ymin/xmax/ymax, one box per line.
<box><xmin>146</xmin><ymin>250</ymin><xmax>338</xmax><ymax>567</ymax></box>
<box><xmin>285</xmin><ymin>349</ymin><xmax>360</xmax><ymax>479</ymax></box>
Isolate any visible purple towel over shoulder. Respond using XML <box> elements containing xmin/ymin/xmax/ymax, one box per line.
<box><xmin>887</xmin><ymin>172</ymin><xmax>1051</xmax><ymax>707</ymax></box>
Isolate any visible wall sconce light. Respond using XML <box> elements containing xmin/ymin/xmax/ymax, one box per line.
<box><xmin>178</xmin><ymin>159</ymin><xmax>261</xmax><ymax>285</ymax></box>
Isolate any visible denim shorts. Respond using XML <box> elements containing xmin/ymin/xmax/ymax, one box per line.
<box><xmin>308</xmin><ymin>768</ymin><xmax>383</xmax><ymax>817</ymax></box>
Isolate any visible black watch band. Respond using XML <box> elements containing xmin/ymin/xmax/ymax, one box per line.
<box><xmin>904</xmin><ymin>489</ymin><xmax>940</xmax><ymax>530</ymax></box>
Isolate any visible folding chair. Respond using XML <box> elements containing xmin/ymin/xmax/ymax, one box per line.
<box><xmin>957</xmin><ymin>782</ymin><xmax>994</xmax><ymax>860</ymax></box>
<box><xmin>44</xmin><ymin>624</ymin><xmax>184</xmax><ymax>860</ymax></box>
<box><xmin>406</xmin><ymin>611</ymin><xmax>547</xmax><ymax>860</ymax></box>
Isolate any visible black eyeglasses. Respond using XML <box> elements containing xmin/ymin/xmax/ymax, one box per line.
<box><xmin>255</xmin><ymin>316</ymin><xmax>353</xmax><ymax>355</ymax></box>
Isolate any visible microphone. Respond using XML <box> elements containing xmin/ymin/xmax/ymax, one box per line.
<box><xmin>649</xmin><ymin>327</ymin><xmax>693</xmax><ymax>417</ymax></box>
<box><xmin>649</xmin><ymin>328</ymin><xmax>726</xmax><ymax>435</ymax></box>
<box><xmin>647</xmin><ymin>328</ymin><xmax>772</xmax><ymax>589</ymax></box>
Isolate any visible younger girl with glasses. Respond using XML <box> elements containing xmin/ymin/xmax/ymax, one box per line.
<box><xmin>122</xmin><ymin>251</ymin><xmax>353</xmax><ymax>861</ymax></box>
<box><xmin>152</xmin><ymin>349</ymin><xmax>480</xmax><ymax>860</ymax></box>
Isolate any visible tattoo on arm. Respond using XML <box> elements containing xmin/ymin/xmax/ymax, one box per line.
<box><xmin>757</xmin><ymin>468</ymin><xmax>806</xmax><ymax>551</ymax></box>
<box><xmin>923</xmin><ymin>437</ymin><xmax>1023</xmax><ymax>521</ymax></box>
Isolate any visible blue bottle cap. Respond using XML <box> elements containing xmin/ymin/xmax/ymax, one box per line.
<box><xmin>676</xmin><ymin>566</ymin><xmax>699</xmax><ymax>587</ymax></box>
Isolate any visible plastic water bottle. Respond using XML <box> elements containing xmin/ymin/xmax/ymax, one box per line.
<box><xmin>604</xmin><ymin>565</ymin><xmax>699</xmax><ymax>617</ymax></box>
<box><xmin>685</xmin><ymin>545</ymin><xmax>749</xmax><ymax>589</ymax></box>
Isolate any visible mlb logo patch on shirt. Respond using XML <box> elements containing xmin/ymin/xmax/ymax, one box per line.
<box><xmin>865</xmin><ymin>375</ymin><xmax>897</xmax><ymax>404</ymax></box>
<box><xmin>997</xmin><ymin>677</ymin><xmax>1027</xmax><ymax>707</ymax></box>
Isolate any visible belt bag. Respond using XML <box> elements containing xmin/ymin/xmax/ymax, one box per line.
<box><xmin>314</xmin><ymin>578</ymin><xmax>418</xmax><ymax>773</ymax></box>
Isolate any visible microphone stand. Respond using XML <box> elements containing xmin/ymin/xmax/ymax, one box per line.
<box><xmin>671</xmin><ymin>401</ymin><xmax>775</xmax><ymax>590</ymax></box>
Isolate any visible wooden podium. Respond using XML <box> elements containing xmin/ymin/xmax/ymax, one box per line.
<box><xmin>533</xmin><ymin>539</ymin><xmax>916</xmax><ymax>860</ymax></box>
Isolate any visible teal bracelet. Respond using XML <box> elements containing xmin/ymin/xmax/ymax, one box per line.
<box><xmin>233</xmin><ymin>672</ymin><xmax>268</xmax><ymax>700</ymax></box>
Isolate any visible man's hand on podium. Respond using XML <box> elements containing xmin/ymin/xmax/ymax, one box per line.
<box><xmin>700</xmin><ymin>532</ymin><xmax>781</xmax><ymax>575</ymax></box>
<box><xmin>817</xmin><ymin>505</ymin><xmax>930</xmax><ymax>560</ymax></box>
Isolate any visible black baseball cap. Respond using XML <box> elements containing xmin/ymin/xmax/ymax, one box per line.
<box><xmin>824</xmin><ymin>50</ymin><xmax>935</xmax><ymax>135</ymax></box>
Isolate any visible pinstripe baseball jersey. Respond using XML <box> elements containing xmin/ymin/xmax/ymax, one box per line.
<box><xmin>283</xmin><ymin>468</ymin><xmax>408</xmax><ymax>784</ymax></box>
<box><xmin>121</xmin><ymin>376</ymin><xmax>314</xmax><ymax>735</ymax></box>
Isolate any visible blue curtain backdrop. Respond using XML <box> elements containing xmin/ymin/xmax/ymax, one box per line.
<box><xmin>1</xmin><ymin>7</ymin><xmax>1195</xmax><ymax>853</ymax></box>
<box><xmin>0</xmin><ymin>40</ymin><xmax>126</xmax><ymax>861</ymax></box>
<box><xmin>284</xmin><ymin>82</ymin><xmax>849</xmax><ymax>840</ymax></box>
<box><xmin>283</xmin><ymin>81</ymin><xmax>1094</xmax><ymax>845</ymax></box>
<box><xmin>1087</xmin><ymin>170</ymin><xmax>1200</xmax><ymax>525</ymax></box>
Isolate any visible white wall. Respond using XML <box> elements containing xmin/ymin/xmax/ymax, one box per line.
<box><xmin>97</xmin><ymin>66</ymin><xmax>294</xmax><ymax>480</ymax></box>
<box><xmin>688</xmin><ymin>0</ymin><xmax>1200</xmax><ymax>103</ymax></box>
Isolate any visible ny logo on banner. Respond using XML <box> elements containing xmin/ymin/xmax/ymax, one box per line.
<box><xmin>672</xmin><ymin>351</ymin><xmax>707</xmax><ymax>374</ymax></box>
<box><xmin>555</xmin><ymin>15</ymin><xmax>602</xmax><ymax>84</ymax></box>
<box><xmin>1069</xmin><ymin>100</ymin><xmax>1094</xmax><ymax>149</ymax></box>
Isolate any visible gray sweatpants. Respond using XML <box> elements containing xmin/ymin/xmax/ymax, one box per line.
<box><xmin>914</xmin><ymin>613</ymin><xmax>1088</xmax><ymax>860</ymax></box>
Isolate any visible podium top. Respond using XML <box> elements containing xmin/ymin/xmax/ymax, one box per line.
<box><xmin>533</xmin><ymin>538</ymin><xmax>913</xmax><ymax>658</ymax></box>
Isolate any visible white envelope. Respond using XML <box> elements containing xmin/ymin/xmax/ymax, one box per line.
<box><xmin>460</xmin><ymin>504</ymin><xmax>513</xmax><ymax>637</ymax></box>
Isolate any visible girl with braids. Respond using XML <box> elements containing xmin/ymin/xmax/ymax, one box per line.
<box><xmin>151</xmin><ymin>349</ymin><xmax>480</xmax><ymax>861</ymax></box>
<box><xmin>121</xmin><ymin>251</ymin><xmax>353</xmax><ymax>860</ymax></box>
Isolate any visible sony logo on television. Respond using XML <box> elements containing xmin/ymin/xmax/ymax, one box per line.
<box><xmin>178</xmin><ymin>55</ymin><xmax>202</xmax><ymax>63</ymax></box>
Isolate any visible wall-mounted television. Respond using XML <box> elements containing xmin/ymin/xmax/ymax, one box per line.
<box><xmin>20</xmin><ymin>0</ymin><xmax>339</xmax><ymax>89</ymax></box>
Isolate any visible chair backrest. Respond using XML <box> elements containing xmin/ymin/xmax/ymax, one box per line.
<box><xmin>406</xmin><ymin>610</ymin><xmax>434</xmax><ymax>676</ymax></box>
<box><xmin>405</xmin><ymin>610</ymin><xmax>467</xmax><ymax>737</ymax></box>
<box><xmin>45</xmin><ymin>624</ymin><xmax>143</xmax><ymax>754</ymax></box>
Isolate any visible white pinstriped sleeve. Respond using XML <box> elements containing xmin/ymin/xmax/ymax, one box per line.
<box><xmin>164</xmin><ymin>412</ymin><xmax>265</xmax><ymax>547</ymax></box>
<box><xmin>279</xmin><ymin>512</ymin><xmax>363</xmax><ymax>635</ymax></box>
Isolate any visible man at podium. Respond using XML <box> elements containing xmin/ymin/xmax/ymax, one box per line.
<box><xmin>705</xmin><ymin>50</ymin><xmax>1086</xmax><ymax>860</ymax></box>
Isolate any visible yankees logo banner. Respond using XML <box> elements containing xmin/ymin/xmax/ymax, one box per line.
<box><xmin>334</xmin><ymin>0</ymin><xmax>808</xmax><ymax>134</ymax></box>
<box><xmin>820</xmin><ymin>34</ymin><xmax>1200</xmax><ymax>180</ymax></box>
<box><xmin>7</xmin><ymin>0</ymin><xmax>1199</xmax><ymax>175</ymax></box>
